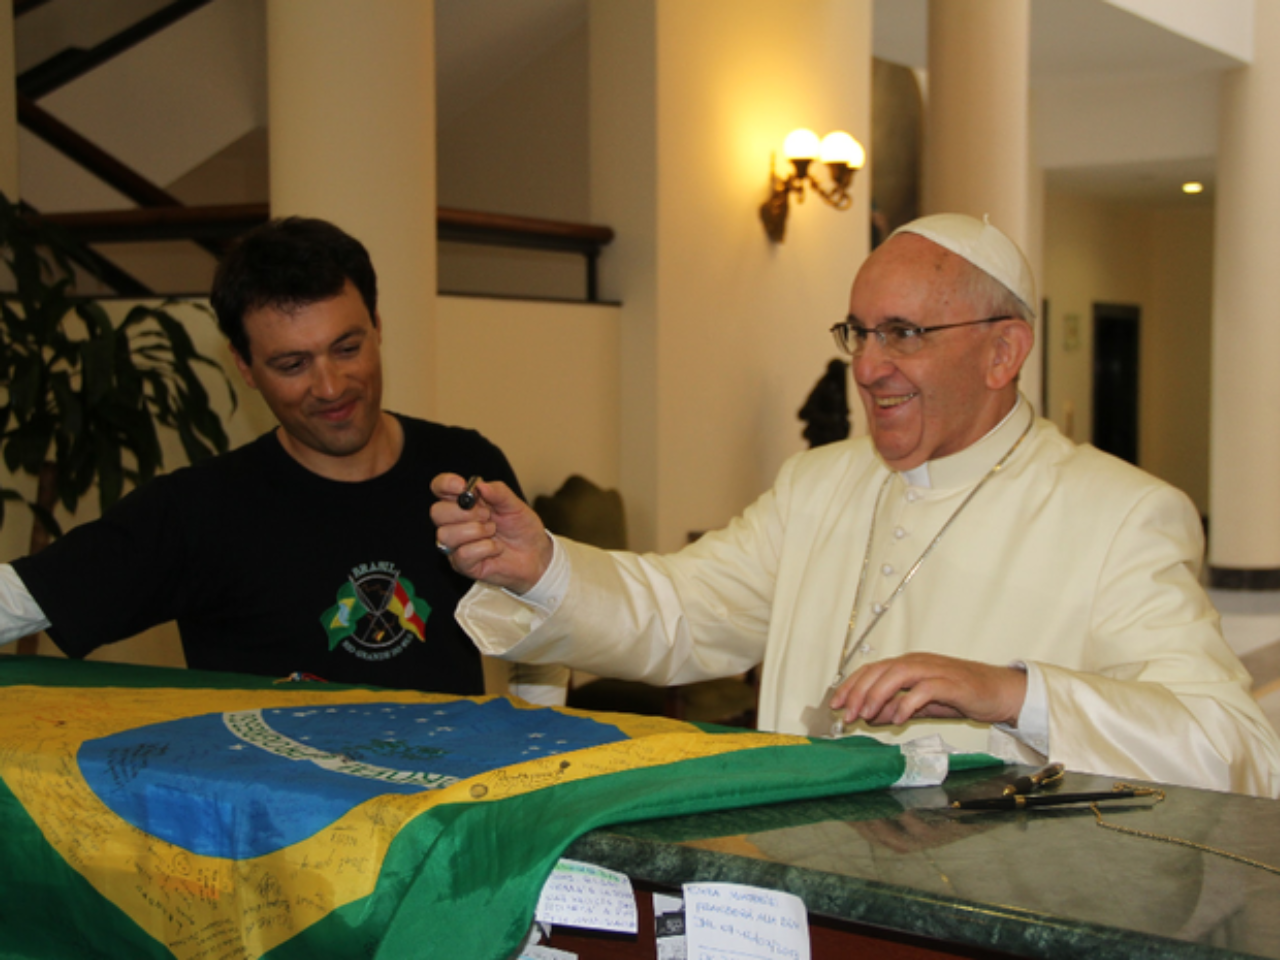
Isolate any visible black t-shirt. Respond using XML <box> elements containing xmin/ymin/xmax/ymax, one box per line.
<box><xmin>14</xmin><ymin>415</ymin><xmax>519</xmax><ymax>695</ymax></box>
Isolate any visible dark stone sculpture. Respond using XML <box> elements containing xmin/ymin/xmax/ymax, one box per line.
<box><xmin>798</xmin><ymin>358</ymin><xmax>851</xmax><ymax>448</ymax></box>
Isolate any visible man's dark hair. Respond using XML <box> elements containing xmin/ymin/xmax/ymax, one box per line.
<box><xmin>211</xmin><ymin>217</ymin><xmax>378</xmax><ymax>361</ymax></box>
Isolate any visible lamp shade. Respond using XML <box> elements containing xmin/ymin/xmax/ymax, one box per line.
<box><xmin>820</xmin><ymin>131</ymin><xmax>865</xmax><ymax>169</ymax></box>
<box><xmin>782</xmin><ymin>128</ymin><xmax>821</xmax><ymax>161</ymax></box>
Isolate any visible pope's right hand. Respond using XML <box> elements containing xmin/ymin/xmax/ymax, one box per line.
<box><xmin>430</xmin><ymin>473</ymin><xmax>553</xmax><ymax>594</ymax></box>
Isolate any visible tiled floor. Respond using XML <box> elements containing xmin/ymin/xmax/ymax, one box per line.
<box><xmin>1209</xmin><ymin>588</ymin><xmax>1280</xmax><ymax>733</ymax></box>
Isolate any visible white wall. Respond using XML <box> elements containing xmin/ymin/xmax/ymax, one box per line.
<box><xmin>1106</xmin><ymin>0</ymin><xmax>1254</xmax><ymax>63</ymax></box>
<box><xmin>1034</xmin><ymin>71</ymin><xmax>1220</xmax><ymax>171</ymax></box>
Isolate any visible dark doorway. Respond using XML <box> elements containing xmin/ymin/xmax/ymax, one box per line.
<box><xmin>1092</xmin><ymin>304</ymin><xmax>1140</xmax><ymax>464</ymax></box>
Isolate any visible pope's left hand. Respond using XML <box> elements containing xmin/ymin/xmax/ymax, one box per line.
<box><xmin>829</xmin><ymin>652</ymin><xmax>1027</xmax><ymax>727</ymax></box>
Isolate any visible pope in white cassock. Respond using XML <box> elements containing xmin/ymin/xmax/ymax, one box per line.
<box><xmin>431</xmin><ymin>213</ymin><xmax>1280</xmax><ymax>799</ymax></box>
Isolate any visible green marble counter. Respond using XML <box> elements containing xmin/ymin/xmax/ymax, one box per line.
<box><xmin>564</xmin><ymin>766</ymin><xmax>1280</xmax><ymax>959</ymax></box>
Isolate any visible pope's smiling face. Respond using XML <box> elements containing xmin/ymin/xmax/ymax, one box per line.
<box><xmin>847</xmin><ymin>233</ymin><xmax>1027</xmax><ymax>472</ymax></box>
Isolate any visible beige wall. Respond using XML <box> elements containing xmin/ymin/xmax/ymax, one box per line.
<box><xmin>593</xmin><ymin>0</ymin><xmax>873</xmax><ymax>552</ymax></box>
<box><xmin>1043</xmin><ymin>193</ymin><xmax>1213</xmax><ymax>513</ymax></box>
<box><xmin>435</xmin><ymin>295</ymin><xmax>621</xmax><ymax>500</ymax></box>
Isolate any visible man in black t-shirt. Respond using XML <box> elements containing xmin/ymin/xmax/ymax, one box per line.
<box><xmin>0</xmin><ymin>217</ymin><xmax>567</xmax><ymax>703</ymax></box>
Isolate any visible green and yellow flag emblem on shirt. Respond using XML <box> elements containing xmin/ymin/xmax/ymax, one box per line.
<box><xmin>0</xmin><ymin>658</ymin><xmax>995</xmax><ymax>959</ymax></box>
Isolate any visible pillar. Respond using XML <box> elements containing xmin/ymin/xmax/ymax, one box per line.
<box><xmin>1208</xmin><ymin>3</ymin><xmax>1280</xmax><ymax>588</ymax></box>
<box><xmin>266</xmin><ymin>1</ymin><xmax>437</xmax><ymax>417</ymax></box>
<box><xmin>924</xmin><ymin>0</ymin><xmax>1040</xmax><ymax>404</ymax></box>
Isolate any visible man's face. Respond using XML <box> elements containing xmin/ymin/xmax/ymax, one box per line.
<box><xmin>847</xmin><ymin>234</ymin><xmax>1019</xmax><ymax>471</ymax></box>
<box><xmin>232</xmin><ymin>280</ymin><xmax>384</xmax><ymax>474</ymax></box>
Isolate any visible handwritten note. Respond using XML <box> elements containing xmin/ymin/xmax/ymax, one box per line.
<box><xmin>683</xmin><ymin>883</ymin><xmax>809</xmax><ymax>960</ymax></box>
<box><xmin>534</xmin><ymin>859</ymin><xmax>638</xmax><ymax>933</ymax></box>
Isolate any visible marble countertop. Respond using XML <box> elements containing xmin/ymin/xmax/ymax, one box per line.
<box><xmin>565</xmin><ymin>766</ymin><xmax>1280</xmax><ymax>959</ymax></box>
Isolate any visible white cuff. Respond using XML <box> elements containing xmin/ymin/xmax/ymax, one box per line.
<box><xmin>505</xmin><ymin>532</ymin><xmax>570</xmax><ymax>616</ymax></box>
<box><xmin>994</xmin><ymin>660</ymin><xmax>1050</xmax><ymax>756</ymax></box>
<box><xmin>0</xmin><ymin>564</ymin><xmax>50</xmax><ymax>646</ymax></box>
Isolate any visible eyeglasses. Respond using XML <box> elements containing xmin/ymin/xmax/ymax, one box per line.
<box><xmin>829</xmin><ymin>315</ymin><xmax>1014</xmax><ymax>358</ymax></box>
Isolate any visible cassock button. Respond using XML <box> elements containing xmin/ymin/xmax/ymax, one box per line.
<box><xmin>893</xmin><ymin>526</ymin><xmax>907</xmax><ymax>539</ymax></box>
<box><xmin>905</xmin><ymin>489</ymin><xmax>921</xmax><ymax>502</ymax></box>
<box><xmin>872</xmin><ymin>602</ymin><xmax>886</xmax><ymax>615</ymax></box>
<box><xmin>881</xmin><ymin>564</ymin><xmax>894</xmax><ymax>576</ymax></box>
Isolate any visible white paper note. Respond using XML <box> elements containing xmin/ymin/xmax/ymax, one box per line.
<box><xmin>683</xmin><ymin>882</ymin><xmax>810</xmax><ymax>960</ymax></box>
<box><xmin>534</xmin><ymin>858</ymin><xmax>638</xmax><ymax>933</ymax></box>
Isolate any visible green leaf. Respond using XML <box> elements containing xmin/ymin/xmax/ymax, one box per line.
<box><xmin>0</xmin><ymin>190</ymin><xmax>235</xmax><ymax>534</ymax></box>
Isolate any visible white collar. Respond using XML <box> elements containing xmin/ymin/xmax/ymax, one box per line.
<box><xmin>897</xmin><ymin>395</ymin><xmax>1028</xmax><ymax>491</ymax></box>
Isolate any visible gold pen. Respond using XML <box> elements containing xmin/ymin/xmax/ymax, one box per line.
<box><xmin>1003</xmin><ymin>761</ymin><xmax>1065</xmax><ymax>796</ymax></box>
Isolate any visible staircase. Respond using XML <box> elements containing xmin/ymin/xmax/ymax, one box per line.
<box><xmin>10</xmin><ymin>0</ymin><xmax>611</xmax><ymax>302</ymax></box>
<box><xmin>14</xmin><ymin>0</ymin><xmax>268</xmax><ymax>295</ymax></box>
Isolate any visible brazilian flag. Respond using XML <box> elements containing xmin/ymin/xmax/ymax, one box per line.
<box><xmin>322</xmin><ymin>581</ymin><xmax>367</xmax><ymax>648</ymax></box>
<box><xmin>0</xmin><ymin>658</ymin><xmax>997</xmax><ymax>959</ymax></box>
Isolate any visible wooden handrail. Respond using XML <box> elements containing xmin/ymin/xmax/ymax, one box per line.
<box><xmin>33</xmin><ymin>205</ymin><xmax>616</xmax><ymax>302</ymax></box>
<box><xmin>37</xmin><ymin>204</ymin><xmax>271</xmax><ymax>242</ymax></box>
<box><xmin>18</xmin><ymin>96</ymin><xmax>182</xmax><ymax>210</ymax></box>
<box><xmin>438</xmin><ymin>207</ymin><xmax>614</xmax><ymax>246</ymax></box>
<box><xmin>438</xmin><ymin>208</ymin><xmax>614</xmax><ymax>301</ymax></box>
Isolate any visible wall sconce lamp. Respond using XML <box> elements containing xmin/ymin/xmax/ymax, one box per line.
<box><xmin>760</xmin><ymin>128</ymin><xmax>865</xmax><ymax>243</ymax></box>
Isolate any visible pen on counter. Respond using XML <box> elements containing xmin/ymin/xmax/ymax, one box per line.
<box><xmin>1003</xmin><ymin>761</ymin><xmax>1065</xmax><ymax>796</ymax></box>
<box><xmin>457</xmin><ymin>476</ymin><xmax>482</xmax><ymax>510</ymax></box>
<box><xmin>952</xmin><ymin>787</ymin><xmax>1163</xmax><ymax>811</ymax></box>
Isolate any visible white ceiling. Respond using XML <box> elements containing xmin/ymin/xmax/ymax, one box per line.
<box><xmin>874</xmin><ymin>0</ymin><xmax>1244</xmax><ymax>81</ymax></box>
<box><xmin>437</xmin><ymin>0</ymin><xmax>1247</xmax><ymax>204</ymax></box>
<box><xmin>873</xmin><ymin>0</ymin><xmax>1247</xmax><ymax>204</ymax></box>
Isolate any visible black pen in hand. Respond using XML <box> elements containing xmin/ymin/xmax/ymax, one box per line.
<box><xmin>457</xmin><ymin>476</ymin><xmax>481</xmax><ymax>510</ymax></box>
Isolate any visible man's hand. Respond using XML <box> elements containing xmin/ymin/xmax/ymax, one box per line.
<box><xmin>430</xmin><ymin>474</ymin><xmax>553</xmax><ymax>594</ymax></box>
<box><xmin>830</xmin><ymin>653</ymin><xmax>1027</xmax><ymax>728</ymax></box>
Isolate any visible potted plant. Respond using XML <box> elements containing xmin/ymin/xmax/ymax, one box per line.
<box><xmin>0</xmin><ymin>191</ymin><xmax>235</xmax><ymax>651</ymax></box>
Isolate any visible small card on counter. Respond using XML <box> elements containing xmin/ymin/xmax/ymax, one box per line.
<box><xmin>534</xmin><ymin>858</ymin><xmax>638</xmax><ymax>934</ymax></box>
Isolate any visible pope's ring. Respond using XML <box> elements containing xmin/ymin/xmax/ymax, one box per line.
<box><xmin>436</xmin><ymin>540</ymin><xmax>452</xmax><ymax>557</ymax></box>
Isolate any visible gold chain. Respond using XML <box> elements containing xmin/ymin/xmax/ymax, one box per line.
<box><xmin>1091</xmin><ymin>791</ymin><xmax>1280</xmax><ymax>877</ymax></box>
